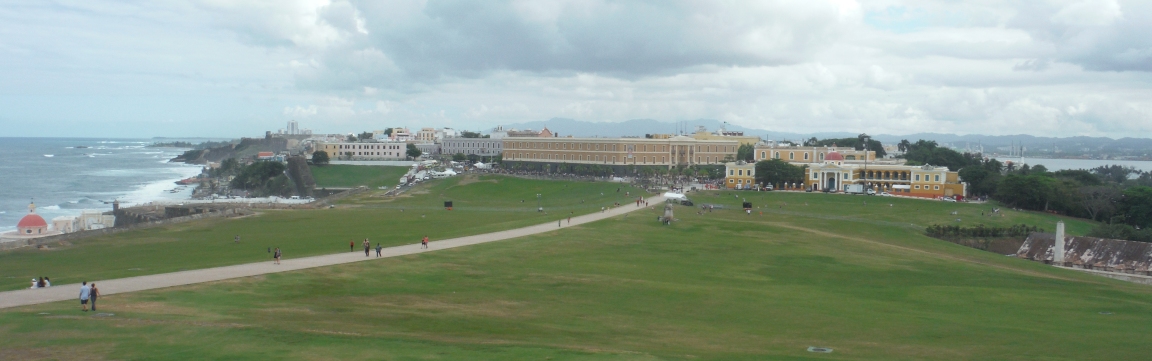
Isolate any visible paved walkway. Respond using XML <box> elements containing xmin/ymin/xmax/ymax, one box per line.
<box><xmin>0</xmin><ymin>197</ymin><xmax>664</xmax><ymax>310</ymax></box>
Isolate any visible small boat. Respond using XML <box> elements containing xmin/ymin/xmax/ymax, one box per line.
<box><xmin>43</xmin><ymin>154</ymin><xmax>54</xmax><ymax>157</ymax></box>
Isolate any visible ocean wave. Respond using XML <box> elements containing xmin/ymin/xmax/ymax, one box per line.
<box><xmin>41</xmin><ymin>205</ymin><xmax>61</xmax><ymax>210</ymax></box>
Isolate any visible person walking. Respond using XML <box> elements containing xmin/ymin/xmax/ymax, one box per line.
<box><xmin>558</xmin><ymin>219</ymin><xmax>562</xmax><ymax>227</ymax></box>
<box><xmin>89</xmin><ymin>283</ymin><xmax>101</xmax><ymax>311</ymax></box>
<box><xmin>421</xmin><ymin>235</ymin><xmax>429</xmax><ymax>249</ymax></box>
<box><xmin>375</xmin><ymin>243</ymin><xmax>382</xmax><ymax>257</ymax></box>
<box><xmin>79</xmin><ymin>282</ymin><xmax>91</xmax><ymax>312</ymax></box>
<box><xmin>274</xmin><ymin>247</ymin><xmax>282</xmax><ymax>264</ymax></box>
<box><xmin>363</xmin><ymin>239</ymin><xmax>371</xmax><ymax>257</ymax></box>
<box><xmin>349</xmin><ymin>240</ymin><xmax>355</xmax><ymax>252</ymax></box>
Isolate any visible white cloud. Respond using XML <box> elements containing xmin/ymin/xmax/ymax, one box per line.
<box><xmin>1</xmin><ymin>0</ymin><xmax>1150</xmax><ymax>138</ymax></box>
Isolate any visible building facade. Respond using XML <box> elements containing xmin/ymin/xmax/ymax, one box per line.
<box><xmin>502</xmin><ymin>136</ymin><xmax>738</xmax><ymax>168</ymax></box>
<box><xmin>724</xmin><ymin>162</ymin><xmax>756</xmax><ymax>189</ymax></box>
<box><xmin>442</xmin><ymin>137</ymin><xmax>503</xmax><ymax>157</ymax></box>
<box><xmin>753</xmin><ymin>143</ymin><xmax>877</xmax><ymax>163</ymax></box>
<box><xmin>791</xmin><ymin>151</ymin><xmax>966</xmax><ymax>198</ymax></box>
<box><xmin>317</xmin><ymin>141</ymin><xmax>407</xmax><ymax>160</ymax></box>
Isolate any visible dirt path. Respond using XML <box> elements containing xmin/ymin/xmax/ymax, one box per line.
<box><xmin>0</xmin><ymin>197</ymin><xmax>664</xmax><ymax>310</ymax></box>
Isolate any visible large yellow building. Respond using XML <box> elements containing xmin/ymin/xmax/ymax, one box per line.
<box><xmin>801</xmin><ymin>152</ymin><xmax>966</xmax><ymax>198</ymax></box>
<box><xmin>316</xmin><ymin>141</ymin><xmax>406</xmax><ymax>160</ymax></box>
<box><xmin>502</xmin><ymin>136</ymin><xmax>738</xmax><ymax>168</ymax></box>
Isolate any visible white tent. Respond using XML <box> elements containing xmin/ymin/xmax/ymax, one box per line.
<box><xmin>473</xmin><ymin>162</ymin><xmax>491</xmax><ymax>169</ymax></box>
<box><xmin>662</xmin><ymin>192</ymin><xmax>687</xmax><ymax>200</ymax></box>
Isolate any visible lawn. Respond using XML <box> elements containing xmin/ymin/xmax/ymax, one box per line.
<box><xmin>3</xmin><ymin>186</ymin><xmax>1147</xmax><ymax>360</ymax></box>
<box><xmin>0</xmin><ymin>175</ymin><xmax>646</xmax><ymax>291</ymax></box>
<box><xmin>309</xmin><ymin>165</ymin><xmax>410</xmax><ymax>188</ymax></box>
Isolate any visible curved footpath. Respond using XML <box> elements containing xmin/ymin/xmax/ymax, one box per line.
<box><xmin>0</xmin><ymin>197</ymin><xmax>664</xmax><ymax>310</ymax></box>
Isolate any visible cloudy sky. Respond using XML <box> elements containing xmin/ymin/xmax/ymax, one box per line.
<box><xmin>2</xmin><ymin>0</ymin><xmax>1150</xmax><ymax>138</ymax></box>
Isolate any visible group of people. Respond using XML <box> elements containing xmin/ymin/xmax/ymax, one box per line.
<box><xmin>352</xmin><ymin>236</ymin><xmax>430</xmax><ymax>256</ymax></box>
<box><xmin>78</xmin><ymin>281</ymin><xmax>100</xmax><ymax>312</ymax></box>
<box><xmin>30</xmin><ymin>277</ymin><xmax>51</xmax><ymax>289</ymax></box>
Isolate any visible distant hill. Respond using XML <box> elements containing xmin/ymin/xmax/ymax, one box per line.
<box><xmin>495</xmin><ymin>118</ymin><xmax>1152</xmax><ymax>157</ymax></box>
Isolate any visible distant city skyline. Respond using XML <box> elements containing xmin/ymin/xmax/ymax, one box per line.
<box><xmin>2</xmin><ymin>1</ymin><xmax>1150</xmax><ymax>138</ymax></box>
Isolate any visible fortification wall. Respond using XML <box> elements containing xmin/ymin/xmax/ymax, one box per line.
<box><xmin>1017</xmin><ymin>232</ymin><xmax>1152</xmax><ymax>275</ymax></box>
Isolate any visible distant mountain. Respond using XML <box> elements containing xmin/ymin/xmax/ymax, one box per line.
<box><xmin>494</xmin><ymin>118</ymin><xmax>1152</xmax><ymax>157</ymax></box>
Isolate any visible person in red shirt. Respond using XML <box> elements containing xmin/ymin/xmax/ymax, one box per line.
<box><xmin>421</xmin><ymin>236</ymin><xmax>429</xmax><ymax>249</ymax></box>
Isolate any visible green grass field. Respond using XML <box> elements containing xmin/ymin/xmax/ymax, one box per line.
<box><xmin>0</xmin><ymin>175</ymin><xmax>645</xmax><ymax>291</ymax></box>
<box><xmin>310</xmin><ymin>165</ymin><xmax>410</xmax><ymax>188</ymax></box>
<box><xmin>4</xmin><ymin>184</ymin><xmax>1148</xmax><ymax>360</ymax></box>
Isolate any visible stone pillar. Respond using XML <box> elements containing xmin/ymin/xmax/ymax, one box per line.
<box><xmin>1054</xmin><ymin>221</ymin><xmax>1065</xmax><ymax>265</ymax></box>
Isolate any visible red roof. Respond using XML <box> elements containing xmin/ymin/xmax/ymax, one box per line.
<box><xmin>825</xmin><ymin>152</ymin><xmax>844</xmax><ymax>161</ymax></box>
<box><xmin>17</xmin><ymin>214</ymin><xmax>47</xmax><ymax>228</ymax></box>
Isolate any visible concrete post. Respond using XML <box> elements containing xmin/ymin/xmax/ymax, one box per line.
<box><xmin>1054</xmin><ymin>221</ymin><xmax>1065</xmax><ymax>265</ymax></box>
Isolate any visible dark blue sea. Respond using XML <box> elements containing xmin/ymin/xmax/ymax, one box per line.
<box><xmin>0</xmin><ymin>138</ymin><xmax>205</xmax><ymax>233</ymax></box>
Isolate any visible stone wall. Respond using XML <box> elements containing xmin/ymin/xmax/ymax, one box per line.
<box><xmin>1017</xmin><ymin>232</ymin><xmax>1152</xmax><ymax>275</ymax></box>
<box><xmin>0</xmin><ymin>208</ymin><xmax>253</xmax><ymax>251</ymax></box>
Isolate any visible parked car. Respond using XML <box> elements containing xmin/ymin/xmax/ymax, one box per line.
<box><xmin>879</xmin><ymin>192</ymin><xmax>892</xmax><ymax>197</ymax></box>
<box><xmin>941</xmin><ymin>197</ymin><xmax>957</xmax><ymax>202</ymax></box>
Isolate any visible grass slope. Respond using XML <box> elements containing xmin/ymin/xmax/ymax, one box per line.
<box><xmin>0</xmin><ymin>175</ymin><xmax>644</xmax><ymax>291</ymax></box>
<box><xmin>309</xmin><ymin>165</ymin><xmax>410</xmax><ymax>189</ymax></box>
<box><xmin>3</xmin><ymin>189</ymin><xmax>1145</xmax><ymax>360</ymax></box>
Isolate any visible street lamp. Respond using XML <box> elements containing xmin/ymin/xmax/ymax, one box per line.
<box><xmin>537</xmin><ymin>193</ymin><xmax>542</xmax><ymax>212</ymax></box>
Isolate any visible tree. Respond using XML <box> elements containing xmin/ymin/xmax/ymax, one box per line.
<box><xmin>736</xmin><ymin>143</ymin><xmax>755</xmax><ymax>162</ymax></box>
<box><xmin>958</xmin><ymin>166</ymin><xmax>999</xmax><ymax>197</ymax></box>
<box><xmin>452</xmin><ymin>153</ymin><xmax>466</xmax><ymax>162</ymax></box>
<box><xmin>1093</xmin><ymin>165</ymin><xmax>1139</xmax><ymax>184</ymax></box>
<box><xmin>755</xmin><ymin>159</ymin><xmax>806</xmax><ymax>187</ymax></box>
<box><xmin>1117</xmin><ymin>186</ymin><xmax>1152</xmax><ymax>228</ymax></box>
<box><xmin>996</xmin><ymin>174</ymin><xmax>1057</xmax><ymax>210</ymax></box>
<box><xmin>803</xmin><ymin>137</ymin><xmax>818</xmax><ymax>146</ymax></box>
<box><xmin>406</xmin><ymin>143</ymin><xmax>422</xmax><ymax>159</ymax></box>
<box><xmin>346</xmin><ymin>134</ymin><xmax>356</xmax><ymax>142</ymax></box>
<box><xmin>311</xmin><ymin>151</ymin><xmax>330</xmax><ymax>166</ymax></box>
<box><xmin>384</xmin><ymin>128</ymin><xmax>393</xmax><ymax>136</ymax></box>
<box><xmin>461</xmin><ymin>131</ymin><xmax>482</xmax><ymax>138</ymax></box>
<box><xmin>1079</xmin><ymin>185</ymin><xmax>1120</xmax><ymax>222</ymax></box>
<box><xmin>897</xmin><ymin>139</ymin><xmax>911</xmax><ymax>152</ymax></box>
<box><xmin>357</xmin><ymin>132</ymin><xmax>373</xmax><ymax>141</ymax></box>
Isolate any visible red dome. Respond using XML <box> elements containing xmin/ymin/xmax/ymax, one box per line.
<box><xmin>17</xmin><ymin>214</ymin><xmax>47</xmax><ymax>228</ymax></box>
<box><xmin>825</xmin><ymin>152</ymin><xmax>844</xmax><ymax>161</ymax></box>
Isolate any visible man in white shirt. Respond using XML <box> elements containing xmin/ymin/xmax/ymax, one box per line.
<box><xmin>79</xmin><ymin>282</ymin><xmax>91</xmax><ymax>312</ymax></box>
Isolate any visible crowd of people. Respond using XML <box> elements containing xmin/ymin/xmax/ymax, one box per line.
<box><xmin>29</xmin><ymin>276</ymin><xmax>51</xmax><ymax>289</ymax></box>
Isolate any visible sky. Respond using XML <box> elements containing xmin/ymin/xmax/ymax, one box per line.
<box><xmin>1</xmin><ymin>0</ymin><xmax>1151</xmax><ymax>138</ymax></box>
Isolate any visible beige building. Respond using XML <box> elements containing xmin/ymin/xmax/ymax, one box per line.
<box><xmin>803</xmin><ymin>153</ymin><xmax>965</xmax><ymax>198</ymax></box>
<box><xmin>503</xmin><ymin>136</ymin><xmax>738</xmax><ymax>168</ymax></box>
<box><xmin>754</xmin><ymin>143</ymin><xmax>876</xmax><ymax>163</ymax></box>
<box><xmin>317</xmin><ymin>141</ymin><xmax>406</xmax><ymax>160</ymax></box>
<box><xmin>692</xmin><ymin>130</ymin><xmax>760</xmax><ymax>146</ymax></box>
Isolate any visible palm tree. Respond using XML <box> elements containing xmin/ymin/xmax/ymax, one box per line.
<box><xmin>898</xmin><ymin>139</ymin><xmax>911</xmax><ymax>152</ymax></box>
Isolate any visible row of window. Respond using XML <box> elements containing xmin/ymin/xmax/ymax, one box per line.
<box><xmin>809</xmin><ymin>172</ymin><xmax>943</xmax><ymax>182</ymax></box>
<box><xmin>333</xmin><ymin>144</ymin><xmax>401</xmax><ymax>150</ymax></box>
<box><xmin>728</xmin><ymin>169</ymin><xmax>754</xmax><ymax>176</ymax></box>
<box><xmin>507</xmin><ymin>142</ymin><xmax>735</xmax><ymax>153</ymax></box>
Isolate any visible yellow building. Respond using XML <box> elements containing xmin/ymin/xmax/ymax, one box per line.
<box><xmin>502</xmin><ymin>136</ymin><xmax>738</xmax><ymax>168</ymax></box>
<box><xmin>724</xmin><ymin>162</ymin><xmax>756</xmax><ymax>189</ymax></box>
<box><xmin>316</xmin><ymin>141</ymin><xmax>406</xmax><ymax>160</ymax></box>
<box><xmin>797</xmin><ymin>151</ymin><xmax>966</xmax><ymax>199</ymax></box>
<box><xmin>754</xmin><ymin>143</ymin><xmax>876</xmax><ymax>163</ymax></box>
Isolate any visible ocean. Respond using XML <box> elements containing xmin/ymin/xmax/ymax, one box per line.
<box><xmin>0</xmin><ymin>138</ymin><xmax>206</xmax><ymax>233</ymax></box>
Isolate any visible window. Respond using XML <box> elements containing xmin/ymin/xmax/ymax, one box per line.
<box><xmin>761</xmin><ymin>151</ymin><xmax>766</xmax><ymax>159</ymax></box>
<box><xmin>804</xmin><ymin>153</ymin><xmax>809</xmax><ymax>160</ymax></box>
<box><xmin>934</xmin><ymin>175</ymin><xmax>940</xmax><ymax>182</ymax></box>
<box><xmin>789</xmin><ymin>152</ymin><xmax>795</xmax><ymax>160</ymax></box>
<box><xmin>915</xmin><ymin>174</ymin><xmax>920</xmax><ymax>181</ymax></box>
<box><xmin>934</xmin><ymin>185</ymin><xmax>940</xmax><ymax>190</ymax></box>
<box><xmin>774</xmin><ymin>152</ymin><xmax>780</xmax><ymax>159</ymax></box>
<box><xmin>812</xmin><ymin>172</ymin><xmax>818</xmax><ymax>180</ymax></box>
<box><xmin>915</xmin><ymin>185</ymin><xmax>920</xmax><ymax>189</ymax></box>
<box><xmin>729</xmin><ymin>179</ymin><xmax>734</xmax><ymax>183</ymax></box>
<box><xmin>843</xmin><ymin>173</ymin><xmax>848</xmax><ymax>179</ymax></box>
<box><xmin>736</xmin><ymin>170</ymin><xmax>741</xmax><ymax>176</ymax></box>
